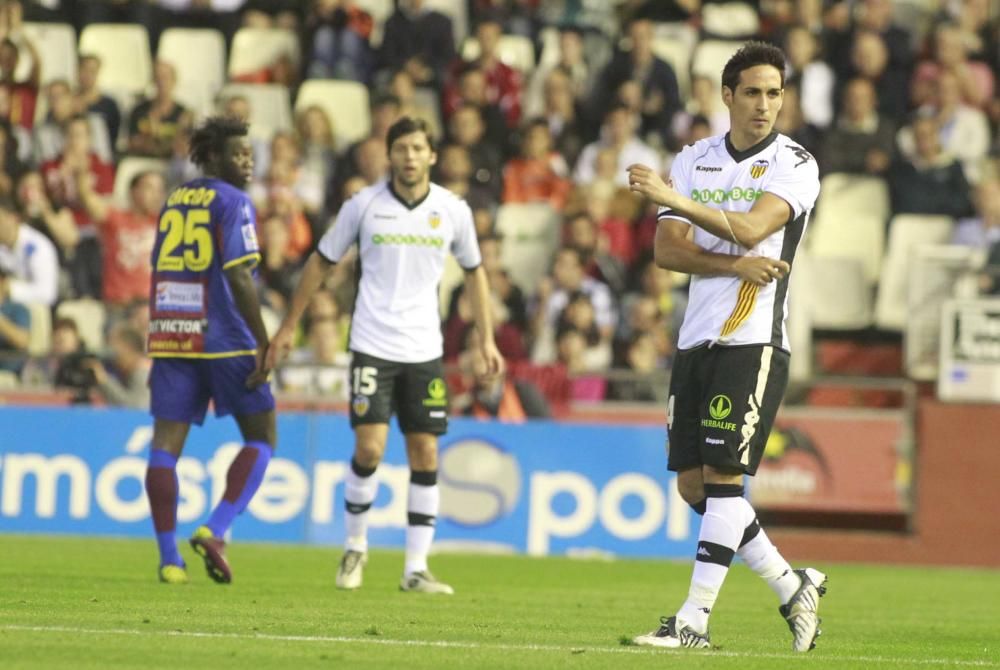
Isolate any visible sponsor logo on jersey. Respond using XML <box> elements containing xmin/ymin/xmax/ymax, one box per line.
<box><xmin>352</xmin><ymin>394</ymin><xmax>370</xmax><ymax>417</ymax></box>
<box><xmin>691</xmin><ymin>188</ymin><xmax>763</xmax><ymax>204</ymax></box>
<box><xmin>429</xmin><ymin>211</ymin><xmax>442</xmax><ymax>229</ymax></box>
<box><xmin>371</xmin><ymin>233</ymin><xmax>444</xmax><ymax>248</ymax></box>
<box><xmin>241</xmin><ymin>223</ymin><xmax>259</xmax><ymax>252</ymax></box>
<box><xmin>750</xmin><ymin>160</ymin><xmax>769</xmax><ymax>178</ymax></box>
<box><xmin>423</xmin><ymin>377</ymin><xmax>448</xmax><ymax>407</ymax></box>
<box><xmin>695</xmin><ymin>165</ymin><xmax>723</xmax><ymax>173</ymax></box>
<box><xmin>155</xmin><ymin>281</ymin><xmax>204</xmax><ymax>312</ymax></box>
<box><xmin>149</xmin><ymin>318</ymin><xmax>204</xmax><ymax>334</ymax></box>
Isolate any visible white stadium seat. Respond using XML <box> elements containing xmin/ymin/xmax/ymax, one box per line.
<box><xmin>691</xmin><ymin>39</ymin><xmax>744</xmax><ymax>88</ymax></box>
<box><xmin>20</xmin><ymin>22</ymin><xmax>77</xmax><ymax>85</ymax></box>
<box><xmin>112</xmin><ymin>157</ymin><xmax>169</xmax><ymax>209</ymax></box>
<box><xmin>295</xmin><ymin>79</ymin><xmax>371</xmax><ymax>149</ymax></box>
<box><xmin>228</xmin><ymin>27</ymin><xmax>300</xmax><ymax>80</ymax></box>
<box><xmin>652</xmin><ymin>28</ymin><xmax>697</xmax><ymax>100</ymax></box>
<box><xmin>874</xmin><ymin>214</ymin><xmax>955</xmax><ymax>331</ymax></box>
<box><xmin>806</xmin><ymin>174</ymin><xmax>890</xmax><ymax>285</ymax></box>
<box><xmin>802</xmin><ymin>255</ymin><xmax>873</xmax><ymax>330</ymax></box>
<box><xmin>56</xmin><ymin>299</ymin><xmax>107</xmax><ymax>353</ymax></box>
<box><xmin>79</xmin><ymin>23</ymin><xmax>153</xmax><ymax>94</ymax></box>
<box><xmin>218</xmin><ymin>83</ymin><xmax>293</xmax><ymax>140</ymax></box>
<box><xmin>26</xmin><ymin>301</ymin><xmax>52</xmax><ymax>357</ymax></box>
<box><xmin>461</xmin><ymin>34</ymin><xmax>536</xmax><ymax>73</ymax></box>
<box><xmin>702</xmin><ymin>2</ymin><xmax>760</xmax><ymax>38</ymax></box>
<box><xmin>158</xmin><ymin>28</ymin><xmax>226</xmax><ymax>117</ymax></box>
<box><xmin>494</xmin><ymin>203</ymin><xmax>560</xmax><ymax>296</ymax></box>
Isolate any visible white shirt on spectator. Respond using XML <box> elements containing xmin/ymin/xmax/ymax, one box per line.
<box><xmin>573</xmin><ymin>137</ymin><xmax>662</xmax><ymax>187</ymax></box>
<box><xmin>0</xmin><ymin>223</ymin><xmax>59</xmax><ymax>307</ymax></box>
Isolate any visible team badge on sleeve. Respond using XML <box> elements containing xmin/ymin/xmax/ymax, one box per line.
<box><xmin>750</xmin><ymin>160</ymin><xmax>769</xmax><ymax>179</ymax></box>
<box><xmin>241</xmin><ymin>223</ymin><xmax>260</xmax><ymax>252</ymax></box>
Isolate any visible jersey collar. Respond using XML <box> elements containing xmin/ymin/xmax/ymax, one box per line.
<box><xmin>724</xmin><ymin>131</ymin><xmax>778</xmax><ymax>163</ymax></box>
<box><xmin>388</xmin><ymin>181</ymin><xmax>431</xmax><ymax>210</ymax></box>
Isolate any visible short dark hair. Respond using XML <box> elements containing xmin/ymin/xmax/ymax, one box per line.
<box><xmin>129</xmin><ymin>170</ymin><xmax>163</xmax><ymax>191</ymax></box>
<box><xmin>721</xmin><ymin>41</ymin><xmax>786</xmax><ymax>92</ymax></box>
<box><xmin>386</xmin><ymin>116</ymin><xmax>435</xmax><ymax>153</ymax></box>
<box><xmin>189</xmin><ymin>115</ymin><xmax>248</xmax><ymax>169</ymax></box>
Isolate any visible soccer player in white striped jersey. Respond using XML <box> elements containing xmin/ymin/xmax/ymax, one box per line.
<box><xmin>267</xmin><ymin>117</ymin><xmax>504</xmax><ymax>595</ymax></box>
<box><xmin>627</xmin><ymin>42</ymin><xmax>827</xmax><ymax>652</ymax></box>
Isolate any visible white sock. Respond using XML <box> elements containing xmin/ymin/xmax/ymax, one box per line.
<box><xmin>737</xmin><ymin>517</ymin><xmax>800</xmax><ymax>604</ymax></box>
<box><xmin>677</xmin><ymin>486</ymin><xmax>755</xmax><ymax>634</ymax></box>
<box><xmin>344</xmin><ymin>459</ymin><xmax>378</xmax><ymax>553</ymax></box>
<box><xmin>404</xmin><ymin>470</ymin><xmax>438</xmax><ymax>576</ymax></box>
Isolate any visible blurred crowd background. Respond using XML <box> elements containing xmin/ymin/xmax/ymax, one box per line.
<box><xmin>0</xmin><ymin>0</ymin><xmax>997</xmax><ymax>418</ymax></box>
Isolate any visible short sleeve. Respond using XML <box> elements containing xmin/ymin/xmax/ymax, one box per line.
<box><xmin>658</xmin><ymin>146</ymin><xmax>693</xmax><ymax>224</ymax></box>
<box><xmin>450</xmin><ymin>198</ymin><xmax>482</xmax><ymax>270</ymax></box>
<box><xmin>219</xmin><ymin>193</ymin><xmax>261</xmax><ymax>270</ymax></box>
<box><xmin>317</xmin><ymin>194</ymin><xmax>363</xmax><ymax>263</ymax></box>
<box><xmin>765</xmin><ymin>144</ymin><xmax>821</xmax><ymax>219</ymax></box>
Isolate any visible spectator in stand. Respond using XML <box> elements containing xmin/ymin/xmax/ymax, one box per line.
<box><xmin>335</xmin><ymin>93</ymin><xmax>400</xmax><ymax>197</ymax></box>
<box><xmin>242</xmin><ymin>0</ymin><xmax>302</xmax><ymax>29</ymax></box>
<box><xmin>539</xmin><ymin>66</ymin><xmax>588</xmax><ymax>167</ymax></box>
<box><xmin>127</xmin><ymin>60</ymin><xmax>193</xmax><ymax>159</ymax></box>
<box><xmin>524</xmin><ymin>26</ymin><xmax>591</xmax><ymax>117</ymax></box>
<box><xmin>844</xmin><ymin>29</ymin><xmax>910</xmax><ymax>120</ymax></box>
<box><xmin>952</xmin><ymin>174</ymin><xmax>1000</xmax><ymax>248</ymax></box>
<box><xmin>447</xmin><ymin>233</ymin><xmax>527</xmax><ymax>334</ymax></box>
<box><xmin>259</xmin><ymin>212</ymin><xmax>300</xmax><ymax>312</ymax></box>
<box><xmin>0</xmin><ymin>87</ymin><xmax>30</xmax><ymax>164</ymax></box>
<box><xmin>0</xmin><ymin>117</ymin><xmax>26</xmax><ymax>199</ymax></box>
<box><xmin>912</xmin><ymin>22</ymin><xmax>994</xmax><ymax>112</ymax></box>
<box><xmin>253</xmin><ymin>163</ymin><xmax>314</xmax><ymax>262</ymax></box>
<box><xmin>565</xmin><ymin>209</ymin><xmax>627</xmax><ymax>294</ymax></box>
<box><xmin>455</xmin><ymin>335</ymin><xmax>550</xmax><ymax>421</ymax></box>
<box><xmin>0</xmin><ymin>195</ymin><xmax>58</xmax><ymax>306</ymax></box>
<box><xmin>574</xmin><ymin>104</ymin><xmax>661</xmax><ymax>189</ymax></box>
<box><xmin>502</xmin><ymin>118</ymin><xmax>571</xmax><ymax>211</ymax></box>
<box><xmin>591</xmin><ymin>18</ymin><xmax>681</xmax><ymax>147</ymax></box>
<box><xmin>304</xmin><ymin>0</ymin><xmax>375</xmax><ymax>84</ymax></box>
<box><xmin>76</xmin><ymin>169</ymin><xmax>164</xmax><ymax>311</ymax></box>
<box><xmin>0</xmin><ymin>265</ymin><xmax>29</xmax><ymax>374</ymax></box>
<box><xmin>388</xmin><ymin>68</ymin><xmax>441</xmax><ymax>139</ymax></box>
<box><xmin>820</xmin><ymin>77</ymin><xmax>895</xmax><ymax>176</ymax></box>
<box><xmin>278</xmin><ymin>315</ymin><xmax>351</xmax><ymax>397</ymax></box>
<box><xmin>448</xmin><ymin>103</ymin><xmax>504</xmax><ymax>200</ymax></box>
<box><xmin>75</xmin><ymin>54</ymin><xmax>122</xmax><ymax>148</ymax></box>
<box><xmin>435</xmin><ymin>143</ymin><xmax>495</xmax><ymax>212</ymax></box>
<box><xmin>40</xmin><ymin>114</ymin><xmax>115</xmax><ymax>298</ymax></box>
<box><xmin>672</xmin><ymin>76</ymin><xmax>730</xmax><ymax>143</ymax></box>
<box><xmin>296</xmin><ymin>104</ymin><xmax>338</xmax><ymax>214</ymax></box>
<box><xmin>149</xmin><ymin>0</ymin><xmax>245</xmax><ymax>52</ymax></box>
<box><xmin>785</xmin><ymin>25</ymin><xmax>834</xmax><ymax>129</ymax></box>
<box><xmin>948</xmin><ymin>0</ymin><xmax>997</xmax><ymax>64</ymax></box>
<box><xmin>20</xmin><ymin>315</ymin><xmax>83</xmax><ymax>387</ymax></box>
<box><xmin>0</xmin><ymin>0</ymin><xmax>39</xmax><ymax>132</ymax></box>
<box><xmin>379</xmin><ymin>0</ymin><xmax>455</xmax><ymax>88</ymax></box>
<box><xmin>889</xmin><ymin>113</ymin><xmax>974</xmax><ymax>218</ymax></box>
<box><xmin>447</xmin><ymin>64</ymin><xmax>508</xmax><ymax>153</ymax></box>
<box><xmin>254</xmin><ymin>130</ymin><xmax>324</xmax><ymax>218</ymax></box>
<box><xmin>35</xmin><ymin>79</ymin><xmax>113</xmax><ymax>164</ymax></box>
<box><xmin>84</xmin><ymin>324</ymin><xmax>150</xmax><ymax>409</ymax></box>
<box><xmin>350</xmin><ymin>135</ymin><xmax>388</xmax><ymax>188</ymax></box>
<box><xmin>443</xmin><ymin>289</ymin><xmax>525</xmax><ymax>363</ymax></box>
<box><xmin>898</xmin><ymin>69</ymin><xmax>990</xmax><ymax>183</ymax></box>
<box><xmin>444</xmin><ymin>14</ymin><xmax>523</xmax><ymax>129</ymax></box>
<box><xmin>15</xmin><ymin>170</ymin><xmax>76</xmax><ymax>266</ymax></box>
<box><xmin>774</xmin><ymin>82</ymin><xmax>822</xmax><ymax>157</ymax></box>
<box><xmin>828</xmin><ymin>0</ymin><xmax>912</xmax><ymax>87</ymax></box>
<box><xmin>607</xmin><ymin>332</ymin><xmax>663</xmax><ymax>403</ymax></box>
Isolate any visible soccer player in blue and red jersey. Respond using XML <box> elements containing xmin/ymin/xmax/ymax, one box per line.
<box><xmin>144</xmin><ymin>116</ymin><xmax>275</xmax><ymax>584</ymax></box>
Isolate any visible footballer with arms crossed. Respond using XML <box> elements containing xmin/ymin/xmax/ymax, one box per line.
<box><xmin>268</xmin><ymin>116</ymin><xmax>504</xmax><ymax>594</ymax></box>
<box><xmin>626</xmin><ymin>42</ymin><xmax>826</xmax><ymax>652</ymax></box>
<box><xmin>145</xmin><ymin>116</ymin><xmax>276</xmax><ymax>585</ymax></box>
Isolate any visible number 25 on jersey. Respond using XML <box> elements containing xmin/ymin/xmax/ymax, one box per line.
<box><xmin>157</xmin><ymin>208</ymin><xmax>213</xmax><ymax>272</ymax></box>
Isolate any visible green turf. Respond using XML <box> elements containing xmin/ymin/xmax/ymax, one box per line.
<box><xmin>0</xmin><ymin>535</ymin><xmax>997</xmax><ymax>669</ymax></box>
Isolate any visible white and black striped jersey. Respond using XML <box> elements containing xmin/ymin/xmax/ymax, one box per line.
<box><xmin>658</xmin><ymin>132</ymin><xmax>820</xmax><ymax>351</ymax></box>
<box><xmin>317</xmin><ymin>180</ymin><xmax>481</xmax><ymax>363</ymax></box>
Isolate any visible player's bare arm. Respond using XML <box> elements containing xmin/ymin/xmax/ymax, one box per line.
<box><xmin>462</xmin><ymin>264</ymin><xmax>505</xmax><ymax>379</ymax></box>
<box><xmin>628</xmin><ymin>164</ymin><xmax>792</xmax><ymax>249</ymax></box>
<box><xmin>654</xmin><ymin>215</ymin><xmax>788</xmax><ymax>287</ymax></box>
<box><xmin>223</xmin><ymin>260</ymin><xmax>271</xmax><ymax>388</ymax></box>
<box><xmin>265</xmin><ymin>250</ymin><xmax>336</xmax><ymax>370</ymax></box>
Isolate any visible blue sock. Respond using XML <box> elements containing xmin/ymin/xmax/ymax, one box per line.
<box><xmin>206</xmin><ymin>441</ymin><xmax>272</xmax><ymax>538</ymax></box>
<box><xmin>146</xmin><ymin>448</ymin><xmax>183</xmax><ymax>567</ymax></box>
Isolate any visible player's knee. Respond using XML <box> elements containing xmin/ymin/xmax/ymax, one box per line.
<box><xmin>354</xmin><ymin>440</ymin><xmax>385</xmax><ymax>468</ymax></box>
<box><xmin>676</xmin><ymin>476</ymin><xmax>705</xmax><ymax>506</ymax></box>
<box><xmin>405</xmin><ymin>436</ymin><xmax>438</xmax><ymax>470</ymax></box>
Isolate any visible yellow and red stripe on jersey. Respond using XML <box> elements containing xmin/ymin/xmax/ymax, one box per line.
<box><xmin>720</xmin><ymin>280</ymin><xmax>759</xmax><ymax>338</ymax></box>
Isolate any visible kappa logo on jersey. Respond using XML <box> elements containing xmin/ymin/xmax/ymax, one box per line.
<box><xmin>428</xmin><ymin>211</ymin><xmax>442</xmax><ymax>229</ymax></box>
<box><xmin>241</xmin><ymin>223</ymin><xmax>259</xmax><ymax>252</ymax></box>
<box><xmin>750</xmin><ymin>160</ymin><xmax>769</xmax><ymax>179</ymax></box>
<box><xmin>423</xmin><ymin>378</ymin><xmax>448</xmax><ymax>407</ymax></box>
<box><xmin>787</xmin><ymin>144</ymin><xmax>813</xmax><ymax>167</ymax></box>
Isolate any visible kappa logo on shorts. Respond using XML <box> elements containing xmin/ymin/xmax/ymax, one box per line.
<box><xmin>352</xmin><ymin>394</ymin><xmax>371</xmax><ymax>417</ymax></box>
<box><xmin>701</xmin><ymin>394</ymin><xmax>736</xmax><ymax>431</ymax></box>
<box><xmin>422</xmin><ymin>378</ymin><xmax>448</xmax><ymax>407</ymax></box>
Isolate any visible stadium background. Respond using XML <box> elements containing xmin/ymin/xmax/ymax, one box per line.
<box><xmin>0</xmin><ymin>0</ymin><xmax>999</xmax><ymax>569</ymax></box>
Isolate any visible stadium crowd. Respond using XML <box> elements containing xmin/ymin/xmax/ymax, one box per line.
<box><xmin>0</xmin><ymin>0</ymin><xmax>998</xmax><ymax>413</ymax></box>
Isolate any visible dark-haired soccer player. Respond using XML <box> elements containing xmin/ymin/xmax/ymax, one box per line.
<box><xmin>267</xmin><ymin>117</ymin><xmax>504</xmax><ymax>594</ymax></box>
<box><xmin>145</xmin><ymin>116</ymin><xmax>275</xmax><ymax>585</ymax></box>
<box><xmin>627</xmin><ymin>42</ymin><xmax>826</xmax><ymax>651</ymax></box>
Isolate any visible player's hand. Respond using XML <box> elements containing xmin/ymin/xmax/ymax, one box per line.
<box><xmin>476</xmin><ymin>339</ymin><xmax>505</xmax><ymax>383</ymax></box>
<box><xmin>246</xmin><ymin>345</ymin><xmax>272</xmax><ymax>389</ymax></box>
<box><xmin>627</xmin><ymin>164</ymin><xmax>676</xmax><ymax>207</ymax></box>
<box><xmin>264</xmin><ymin>326</ymin><xmax>294</xmax><ymax>372</ymax></box>
<box><xmin>733</xmin><ymin>256</ymin><xmax>790</xmax><ymax>286</ymax></box>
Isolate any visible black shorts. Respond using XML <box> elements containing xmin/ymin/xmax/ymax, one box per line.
<box><xmin>666</xmin><ymin>344</ymin><xmax>789</xmax><ymax>475</ymax></box>
<box><xmin>348</xmin><ymin>350</ymin><xmax>449</xmax><ymax>435</ymax></box>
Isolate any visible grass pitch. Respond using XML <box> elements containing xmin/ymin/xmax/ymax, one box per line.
<box><xmin>0</xmin><ymin>534</ymin><xmax>997</xmax><ymax>669</ymax></box>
